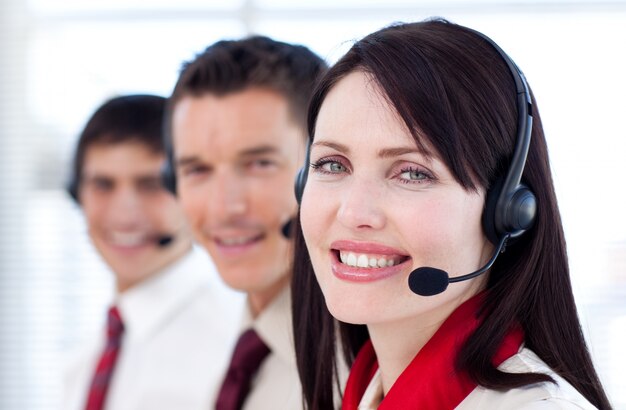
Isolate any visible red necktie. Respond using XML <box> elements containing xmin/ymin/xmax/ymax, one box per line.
<box><xmin>84</xmin><ymin>306</ymin><xmax>124</xmax><ymax>410</ymax></box>
<box><xmin>215</xmin><ymin>328</ymin><xmax>271</xmax><ymax>410</ymax></box>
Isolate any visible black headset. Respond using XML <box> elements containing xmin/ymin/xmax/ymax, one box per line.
<box><xmin>161</xmin><ymin>146</ymin><xmax>177</xmax><ymax>195</ymax></box>
<box><xmin>161</xmin><ymin>110</ymin><xmax>178</xmax><ymax>195</ymax></box>
<box><xmin>294</xmin><ymin>28</ymin><xmax>537</xmax><ymax>247</ymax></box>
<box><xmin>67</xmin><ymin>171</ymin><xmax>80</xmax><ymax>204</ymax></box>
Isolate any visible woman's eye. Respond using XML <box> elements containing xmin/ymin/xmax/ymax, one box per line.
<box><xmin>325</xmin><ymin>162</ymin><xmax>345</xmax><ymax>173</ymax></box>
<box><xmin>398</xmin><ymin>167</ymin><xmax>432</xmax><ymax>183</ymax></box>
<box><xmin>311</xmin><ymin>158</ymin><xmax>348</xmax><ymax>174</ymax></box>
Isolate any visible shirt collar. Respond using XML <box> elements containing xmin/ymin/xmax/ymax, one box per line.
<box><xmin>359</xmin><ymin>369</ymin><xmax>383</xmax><ymax>410</ymax></box>
<box><xmin>114</xmin><ymin>247</ymin><xmax>210</xmax><ymax>342</ymax></box>
<box><xmin>241</xmin><ymin>285</ymin><xmax>295</xmax><ymax>366</ymax></box>
<box><xmin>342</xmin><ymin>292</ymin><xmax>524</xmax><ymax>410</ymax></box>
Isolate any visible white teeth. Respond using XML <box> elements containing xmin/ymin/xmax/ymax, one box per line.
<box><xmin>347</xmin><ymin>253</ymin><xmax>357</xmax><ymax>266</ymax></box>
<box><xmin>357</xmin><ymin>254</ymin><xmax>369</xmax><ymax>268</ymax></box>
<box><xmin>220</xmin><ymin>236</ymin><xmax>255</xmax><ymax>246</ymax></box>
<box><xmin>339</xmin><ymin>251</ymin><xmax>403</xmax><ymax>269</ymax></box>
<box><xmin>110</xmin><ymin>232</ymin><xmax>144</xmax><ymax>246</ymax></box>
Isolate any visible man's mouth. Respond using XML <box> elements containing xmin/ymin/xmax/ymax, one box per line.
<box><xmin>108</xmin><ymin>232</ymin><xmax>148</xmax><ymax>247</ymax></box>
<box><xmin>215</xmin><ymin>233</ymin><xmax>265</xmax><ymax>247</ymax></box>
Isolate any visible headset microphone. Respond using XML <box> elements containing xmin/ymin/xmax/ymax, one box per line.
<box><xmin>281</xmin><ymin>219</ymin><xmax>294</xmax><ymax>239</ymax></box>
<box><xmin>408</xmin><ymin>235</ymin><xmax>509</xmax><ymax>296</ymax></box>
<box><xmin>156</xmin><ymin>235</ymin><xmax>175</xmax><ymax>247</ymax></box>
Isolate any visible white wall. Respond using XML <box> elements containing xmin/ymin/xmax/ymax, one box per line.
<box><xmin>1</xmin><ymin>1</ymin><xmax>625</xmax><ymax>408</ymax></box>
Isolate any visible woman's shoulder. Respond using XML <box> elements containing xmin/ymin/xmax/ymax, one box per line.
<box><xmin>457</xmin><ymin>347</ymin><xmax>597</xmax><ymax>409</ymax></box>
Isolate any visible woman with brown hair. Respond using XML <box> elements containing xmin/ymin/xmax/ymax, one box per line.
<box><xmin>292</xmin><ymin>19</ymin><xmax>611</xmax><ymax>409</ymax></box>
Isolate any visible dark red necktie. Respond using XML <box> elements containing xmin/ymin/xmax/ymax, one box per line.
<box><xmin>84</xmin><ymin>306</ymin><xmax>124</xmax><ymax>410</ymax></box>
<box><xmin>215</xmin><ymin>328</ymin><xmax>271</xmax><ymax>410</ymax></box>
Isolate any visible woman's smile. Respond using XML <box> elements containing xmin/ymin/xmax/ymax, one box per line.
<box><xmin>329</xmin><ymin>240</ymin><xmax>412</xmax><ymax>282</ymax></box>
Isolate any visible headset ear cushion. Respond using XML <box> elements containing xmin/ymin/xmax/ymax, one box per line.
<box><xmin>161</xmin><ymin>160</ymin><xmax>177</xmax><ymax>195</ymax></box>
<box><xmin>67</xmin><ymin>178</ymin><xmax>80</xmax><ymax>204</ymax></box>
<box><xmin>294</xmin><ymin>167</ymin><xmax>306</xmax><ymax>205</ymax></box>
<box><xmin>482</xmin><ymin>177</ymin><xmax>504</xmax><ymax>246</ymax></box>
<box><xmin>505</xmin><ymin>185</ymin><xmax>536</xmax><ymax>233</ymax></box>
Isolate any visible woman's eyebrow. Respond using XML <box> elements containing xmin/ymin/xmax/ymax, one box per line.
<box><xmin>312</xmin><ymin>139</ymin><xmax>433</xmax><ymax>164</ymax></box>
<box><xmin>311</xmin><ymin>140</ymin><xmax>349</xmax><ymax>154</ymax></box>
<box><xmin>377</xmin><ymin>147</ymin><xmax>423</xmax><ymax>159</ymax></box>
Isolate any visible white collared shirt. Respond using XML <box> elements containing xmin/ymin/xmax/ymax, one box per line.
<box><xmin>225</xmin><ymin>286</ymin><xmax>303</xmax><ymax>410</ymax></box>
<box><xmin>458</xmin><ymin>348</ymin><xmax>597</xmax><ymax>409</ymax></box>
<box><xmin>357</xmin><ymin>347</ymin><xmax>597</xmax><ymax>409</ymax></box>
<box><xmin>63</xmin><ymin>247</ymin><xmax>245</xmax><ymax>410</ymax></box>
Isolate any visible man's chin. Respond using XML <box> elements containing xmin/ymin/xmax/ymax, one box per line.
<box><xmin>214</xmin><ymin>265</ymin><xmax>267</xmax><ymax>291</ymax></box>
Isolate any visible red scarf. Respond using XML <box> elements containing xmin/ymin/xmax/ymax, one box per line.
<box><xmin>342</xmin><ymin>294</ymin><xmax>524</xmax><ymax>409</ymax></box>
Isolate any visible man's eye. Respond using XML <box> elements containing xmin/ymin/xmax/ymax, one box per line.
<box><xmin>91</xmin><ymin>179</ymin><xmax>113</xmax><ymax>191</ymax></box>
<box><xmin>182</xmin><ymin>165</ymin><xmax>208</xmax><ymax>176</ymax></box>
<box><xmin>247</xmin><ymin>158</ymin><xmax>278</xmax><ymax>171</ymax></box>
<box><xmin>139</xmin><ymin>180</ymin><xmax>163</xmax><ymax>192</ymax></box>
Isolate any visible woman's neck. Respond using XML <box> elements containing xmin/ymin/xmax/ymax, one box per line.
<box><xmin>367</xmin><ymin>291</ymin><xmax>480</xmax><ymax>395</ymax></box>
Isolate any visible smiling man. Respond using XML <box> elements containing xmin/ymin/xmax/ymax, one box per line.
<box><xmin>165</xmin><ymin>37</ymin><xmax>327</xmax><ymax>409</ymax></box>
<box><xmin>64</xmin><ymin>94</ymin><xmax>242</xmax><ymax>410</ymax></box>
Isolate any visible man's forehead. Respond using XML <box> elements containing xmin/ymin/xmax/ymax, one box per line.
<box><xmin>175</xmin><ymin>142</ymin><xmax>285</xmax><ymax>166</ymax></box>
<box><xmin>82</xmin><ymin>166</ymin><xmax>161</xmax><ymax>178</ymax></box>
<box><xmin>84</xmin><ymin>140</ymin><xmax>164</xmax><ymax>160</ymax></box>
<box><xmin>82</xmin><ymin>144</ymin><xmax>164</xmax><ymax>177</ymax></box>
<box><xmin>172</xmin><ymin>90</ymin><xmax>303</xmax><ymax>153</ymax></box>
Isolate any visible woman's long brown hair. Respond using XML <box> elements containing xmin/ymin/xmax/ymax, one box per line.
<box><xmin>292</xmin><ymin>19</ymin><xmax>611</xmax><ymax>410</ymax></box>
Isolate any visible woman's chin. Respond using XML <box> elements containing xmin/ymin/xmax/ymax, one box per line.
<box><xmin>325</xmin><ymin>300</ymin><xmax>372</xmax><ymax>325</ymax></box>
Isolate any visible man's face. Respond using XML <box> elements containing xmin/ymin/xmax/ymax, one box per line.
<box><xmin>80</xmin><ymin>141</ymin><xmax>192</xmax><ymax>292</ymax></box>
<box><xmin>172</xmin><ymin>88</ymin><xmax>304</xmax><ymax>314</ymax></box>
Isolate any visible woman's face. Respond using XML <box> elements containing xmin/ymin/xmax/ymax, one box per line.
<box><xmin>300</xmin><ymin>71</ymin><xmax>493</xmax><ymax>327</ymax></box>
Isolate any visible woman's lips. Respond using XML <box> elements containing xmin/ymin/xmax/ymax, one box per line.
<box><xmin>330</xmin><ymin>240</ymin><xmax>409</xmax><ymax>255</ymax></box>
<box><xmin>338</xmin><ymin>250</ymin><xmax>405</xmax><ymax>268</ymax></box>
<box><xmin>329</xmin><ymin>240</ymin><xmax>411</xmax><ymax>283</ymax></box>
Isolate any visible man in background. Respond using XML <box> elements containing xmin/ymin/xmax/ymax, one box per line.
<box><xmin>164</xmin><ymin>36</ymin><xmax>327</xmax><ymax>409</ymax></box>
<box><xmin>64</xmin><ymin>94</ymin><xmax>243</xmax><ymax>410</ymax></box>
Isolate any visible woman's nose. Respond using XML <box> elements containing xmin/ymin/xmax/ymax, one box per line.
<box><xmin>336</xmin><ymin>176</ymin><xmax>386</xmax><ymax>231</ymax></box>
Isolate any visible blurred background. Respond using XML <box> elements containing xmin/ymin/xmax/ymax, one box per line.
<box><xmin>0</xmin><ymin>0</ymin><xmax>625</xmax><ymax>408</ymax></box>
